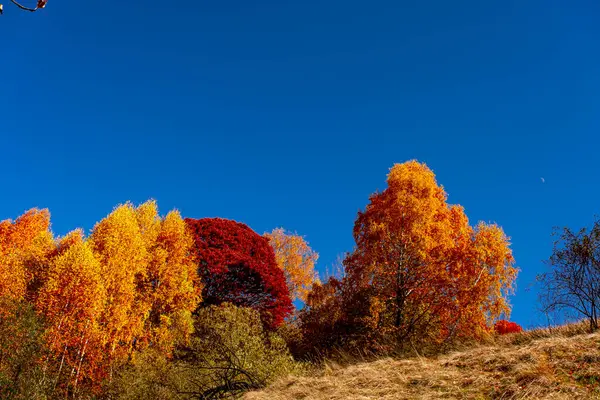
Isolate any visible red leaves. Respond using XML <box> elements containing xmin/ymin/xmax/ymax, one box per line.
<box><xmin>494</xmin><ymin>319</ymin><xmax>523</xmax><ymax>335</ymax></box>
<box><xmin>185</xmin><ymin>218</ymin><xmax>292</xmax><ymax>329</ymax></box>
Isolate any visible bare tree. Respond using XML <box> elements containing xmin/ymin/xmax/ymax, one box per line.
<box><xmin>538</xmin><ymin>219</ymin><xmax>600</xmax><ymax>332</ymax></box>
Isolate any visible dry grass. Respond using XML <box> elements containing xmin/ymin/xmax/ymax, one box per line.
<box><xmin>245</xmin><ymin>322</ymin><xmax>600</xmax><ymax>399</ymax></box>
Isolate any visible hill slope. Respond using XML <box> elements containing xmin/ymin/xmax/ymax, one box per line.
<box><xmin>246</xmin><ymin>326</ymin><xmax>600</xmax><ymax>399</ymax></box>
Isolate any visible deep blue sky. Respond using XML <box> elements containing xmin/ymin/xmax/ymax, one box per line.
<box><xmin>1</xmin><ymin>0</ymin><xmax>599</xmax><ymax>328</ymax></box>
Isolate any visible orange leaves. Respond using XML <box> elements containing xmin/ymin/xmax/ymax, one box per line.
<box><xmin>265</xmin><ymin>228</ymin><xmax>319</xmax><ymax>302</ymax></box>
<box><xmin>0</xmin><ymin>201</ymin><xmax>202</xmax><ymax>394</ymax></box>
<box><xmin>37</xmin><ymin>237</ymin><xmax>106</xmax><ymax>388</ymax></box>
<box><xmin>0</xmin><ymin>208</ymin><xmax>53</xmax><ymax>301</ymax></box>
<box><xmin>342</xmin><ymin>160</ymin><xmax>518</xmax><ymax>345</ymax></box>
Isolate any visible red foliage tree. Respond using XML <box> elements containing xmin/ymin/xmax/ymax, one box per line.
<box><xmin>494</xmin><ymin>320</ymin><xmax>523</xmax><ymax>335</ymax></box>
<box><xmin>185</xmin><ymin>218</ymin><xmax>292</xmax><ymax>329</ymax></box>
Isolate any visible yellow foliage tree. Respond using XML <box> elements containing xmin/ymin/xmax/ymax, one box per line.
<box><xmin>37</xmin><ymin>231</ymin><xmax>107</xmax><ymax>391</ymax></box>
<box><xmin>265</xmin><ymin>228</ymin><xmax>319</xmax><ymax>302</ymax></box>
<box><xmin>138</xmin><ymin>205</ymin><xmax>201</xmax><ymax>353</ymax></box>
<box><xmin>89</xmin><ymin>200</ymin><xmax>201</xmax><ymax>368</ymax></box>
<box><xmin>89</xmin><ymin>202</ymin><xmax>151</xmax><ymax>369</ymax></box>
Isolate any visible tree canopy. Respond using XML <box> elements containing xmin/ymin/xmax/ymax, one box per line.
<box><xmin>186</xmin><ymin>218</ymin><xmax>293</xmax><ymax>329</ymax></box>
<box><xmin>297</xmin><ymin>161</ymin><xmax>518</xmax><ymax>356</ymax></box>
<box><xmin>265</xmin><ymin>228</ymin><xmax>319</xmax><ymax>302</ymax></box>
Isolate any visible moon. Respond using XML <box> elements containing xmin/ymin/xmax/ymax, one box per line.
<box><xmin>541</xmin><ymin>177</ymin><xmax>545</xmax><ymax>183</ymax></box>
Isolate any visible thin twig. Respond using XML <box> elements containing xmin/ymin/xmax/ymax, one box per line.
<box><xmin>10</xmin><ymin>0</ymin><xmax>39</xmax><ymax>12</ymax></box>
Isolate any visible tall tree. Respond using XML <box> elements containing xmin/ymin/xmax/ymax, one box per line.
<box><xmin>89</xmin><ymin>202</ymin><xmax>150</xmax><ymax>370</ymax></box>
<box><xmin>343</xmin><ymin>160</ymin><xmax>517</xmax><ymax>343</ymax></box>
<box><xmin>90</xmin><ymin>201</ymin><xmax>202</xmax><ymax>367</ymax></box>
<box><xmin>265</xmin><ymin>228</ymin><xmax>319</xmax><ymax>302</ymax></box>
<box><xmin>186</xmin><ymin>218</ymin><xmax>292</xmax><ymax>329</ymax></box>
<box><xmin>37</xmin><ymin>231</ymin><xmax>107</xmax><ymax>392</ymax></box>
<box><xmin>138</xmin><ymin>205</ymin><xmax>202</xmax><ymax>353</ymax></box>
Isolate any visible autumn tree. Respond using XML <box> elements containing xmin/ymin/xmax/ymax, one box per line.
<box><xmin>0</xmin><ymin>209</ymin><xmax>54</xmax><ymax>302</ymax></box>
<box><xmin>89</xmin><ymin>201</ymin><xmax>201</xmax><ymax>375</ymax></box>
<box><xmin>265</xmin><ymin>228</ymin><xmax>319</xmax><ymax>302</ymax></box>
<box><xmin>185</xmin><ymin>218</ymin><xmax>293</xmax><ymax>329</ymax></box>
<box><xmin>37</xmin><ymin>231</ymin><xmax>107</xmax><ymax>393</ymax></box>
<box><xmin>538</xmin><ymin>219</ymin><xmax>600</xmax><ymax>332</ymax></box>
<box><xmin>341</xmin><ymin>161</ymin><xmax>517</xmax><ymax>346</ymax></box>
<box><xmin>89</xmin><ymin>202</ymin><xmax>150</xmax><ymax>373</ymax></box>
<box><xmin>136</xmin><ymin>203</ymin><xmax>201</xmax><ymax>353</ymax></box>
<box><xmin>0</xmin><ymin>202</ymin><xmax>201</xmax><ymax>396</ymax></box>
<box><xmin>293</xmin><ymin>277</ymin><xmax>346</xmax><ymax>357</ymax></box>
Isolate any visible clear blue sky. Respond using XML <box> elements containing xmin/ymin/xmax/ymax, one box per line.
<box><xmin>1</xmin><ymin>0</ymin><xmax>599</xmax><ymax>328</ymax></box>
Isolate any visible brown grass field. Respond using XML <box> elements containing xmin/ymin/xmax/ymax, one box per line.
<box><xmin>245</xmin><ymin>322</ymin><xmax>600</xmax><ymax>399</ymax></box>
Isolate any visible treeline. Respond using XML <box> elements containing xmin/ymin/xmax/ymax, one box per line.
<box><xmin>0</xmin><ymin>161</ymin><xmax>520</xmax><ymax>399</ymax></box>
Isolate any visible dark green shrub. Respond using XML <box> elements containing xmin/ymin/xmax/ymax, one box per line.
<box><xmin>112</xmin><ymin>303</ymin><xmax>296</xmax><ymax>399</ymax></box>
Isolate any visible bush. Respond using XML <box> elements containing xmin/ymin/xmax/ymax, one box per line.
<box><xmin>494</xmin><ymin>320</ymin><xmax>523</xmax><ymax>335</ymax></box>
<box><xmin>108</xmin><ymin>349</ymin><xmax>182</xmax><ymax>400</ymax></box>
<box><xmin>180</xmin><ymin>303</ymin><xmax>296</xmax><ymax>398</ymax></box>
<box><xmin>112</xmin><ymin>303</ymin><xmax>296</xmax><ymax>399</ymax></box>
<box><xmin>0</xmin><ymin>297</ymin><xmax>50</xmax><ymax>399</ymax></box>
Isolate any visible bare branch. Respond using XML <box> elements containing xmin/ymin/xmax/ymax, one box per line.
<box><xmin>8</xmin><ymin>0</ymin><xmax>45</xmax><ymax>12</ymax></box>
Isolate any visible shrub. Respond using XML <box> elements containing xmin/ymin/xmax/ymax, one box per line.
<box><xmin>495</xmin><ymin>320</ymin><xmax>523</xmax><ymax>335</ymax></box>
<box><xmin>0</xmin><ymin>297</ymin><xmax>50</xmax><ymax>400</ymax></box>
<box><xmin>112</xmin><ymin>303</ymin><xmax>296</xmax><ymax>399</ymax></box>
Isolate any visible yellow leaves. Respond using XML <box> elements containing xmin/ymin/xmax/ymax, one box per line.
<box><xmin>88</xmin><ymin>202</ymin><xmax>150</xmax><ymax>364</ymax></box>
<box><xmin>35</xmin><ymin>234</ymin><xmax>107</xmax><ymax>388</ymax></box>
<box><xmin>140</xmin><ymin>208</ymin><xmax>201</xmax><ymax>351</ymax></box>
<box><xmin>135</xmin><ymin>199</ymin><xmax>161</xmax><ymax>251</ymax></box>
<box><xmin>84</xmin><ymin>200</ymin><xmax>202</xmax><ymax>363</ymax></box>
<box><xmin>38</xmin><ymin>236</ymin><xmax>105</xmax><ymax>321</ymax></box>
<box><xmin>265</xmin><ymin>228</ymin><xmax>319</xmax><ymax>302</ymax></box>
<box><xmin>90</xmin><ymin>202</ymin><xmax>149</xmax><ymax>279</ymax></box>
<box><xmin>0</xmin><ymin>200</ymin><xmax>202</xmax><ymax>388</ymax></box>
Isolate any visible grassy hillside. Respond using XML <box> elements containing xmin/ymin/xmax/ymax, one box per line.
<box><xmin>245</xmin><ymin>323</ymin><xmax>600</xmax><ymax>399</ymax></box>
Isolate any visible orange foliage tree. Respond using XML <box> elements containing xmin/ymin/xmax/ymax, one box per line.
<box><xmin>265</xmin><ymin>228</ymin><xmax>319</xmax><ymax>302</ymax></box>
<box><xmin>0</xmin><ymin>209</ymin><xmax>54</xmax><ymax>302</ymax></box>
<box><xmin>299</xmin><ymin>161</ymin><xmax>518</xmax><ymax>355</ymax></box>
<box><xmin>343</xmin><ymin>161</ymin><xmax>517</xmax><ymax>343</ymax></box>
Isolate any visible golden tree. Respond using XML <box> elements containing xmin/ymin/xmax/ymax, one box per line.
<box><xmin>343</xmin><ymin>160</ymin><xmax>517</xmax><ymax>343</ymax></box>
<box><xmin>37</xmin><ymin>231</ymin><xmax>107</xmax><ymax>392</ymax></box>
<box><xmin>137</xmin><ymin>204</ymin><xmax>201</xmax><ymax>353</ymax></box>
<box><xmin>265</xmin><ymin>228</ymin><xmax>319</xmax><ymax>302</ymax></box>
<box><xmin>89</xmin><ymin>200</ymin><xmax>201</xmax><ymax>368</ymax></box>
<box><xmin>89</xmin><ymin>202</ymin><xmax>151</xmax><ymax>370</ymax></box>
